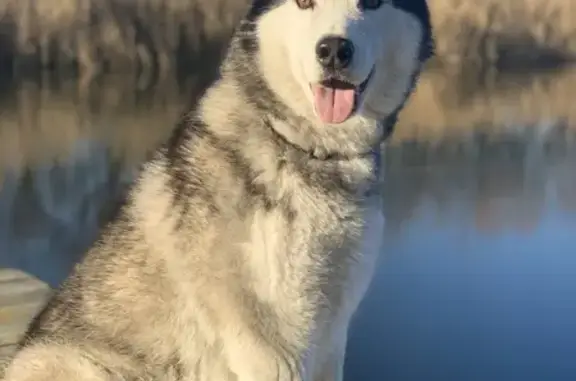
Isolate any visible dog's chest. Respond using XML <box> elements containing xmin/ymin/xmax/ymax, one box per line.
<box><xmin>243</xmin><ymin>177</ymin><xmax>381</xmax><ymax>335</ymax></box>
<box><xmin>245</xmin><ymin>191</ymin><xmax>357</xmax><ymax>285</ymax></box>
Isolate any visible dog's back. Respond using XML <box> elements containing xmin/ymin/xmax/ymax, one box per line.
<box><xmin>2</xmin><ymin>1</ymin><xmax>433</xmax><ymax>380</ymax></box>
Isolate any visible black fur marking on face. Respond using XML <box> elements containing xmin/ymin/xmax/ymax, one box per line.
<box><xmin>358</xmin><ymin>0</ymin><xmax>383</xmax><ymax>11</ymax></box>
<box><xmin>245</xmin><ymin>0</ymin><xmax>284</xmax><ymax>22</ymax></box>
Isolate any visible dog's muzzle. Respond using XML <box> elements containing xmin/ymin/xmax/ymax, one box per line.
<box><xmin>315</xmin><ymin>35</ymin><xmax>355</xmax><ymax>71</ymax></box>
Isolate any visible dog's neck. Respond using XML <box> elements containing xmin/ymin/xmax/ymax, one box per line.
<box><xmin>265</xmin><ymin>114</ymin><xmax>380</xmax><ymax>160</ymax></box>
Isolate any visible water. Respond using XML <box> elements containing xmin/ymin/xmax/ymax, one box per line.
<box><xmin>347</xmin><ymin>137</ymin><xmax>576</xmax><ymax>380</ymax></box>
<box><xmin>1</xmin><ymin>66</ymin><xmax>576</xmax><ymax>380</ymax></box>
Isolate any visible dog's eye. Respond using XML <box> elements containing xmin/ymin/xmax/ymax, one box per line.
<box><xmin>295</xmin><ymin>0</ymin><xmax>315</xmax><ymax>10</ymax></box>
<box><xmin>359</xmin><ymin>0</ymin><xmax>383</xmax><ymax>10</ymax></box>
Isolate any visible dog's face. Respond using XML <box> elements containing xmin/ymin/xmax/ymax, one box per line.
<box><xmin>251</xmin><ymin>0</ymin><xmax>431</xmax><ymax>124</ymax></box>
<box><xmin>231</xmin><ymin>0</ymin><xmax>432</xmax><ymax>156</ymax></box>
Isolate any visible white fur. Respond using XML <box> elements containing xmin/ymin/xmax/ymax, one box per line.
<box><xmin>258</xmin><ymin>0</ymin><xmax>423</xmax><ymax>123</ymax></box>
<box><xmin>305</xmin><ymin>197</ymin><xmax>385</xmax><ymax>381</ymax></box>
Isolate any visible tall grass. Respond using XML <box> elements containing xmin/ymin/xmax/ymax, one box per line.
<box><xmin>430</xmin><ymin>0</ymin><xmax>576</xmax><ymax>68</ymax></box>
<box><xmin>0</xmin><ymin>0</ymin><xmax>573</xmax><ymax>77</ymax></box>
<box><xmin>0</xmin><ymin>0</ymin><xmax>250</xmax><ymax>78</ymax></box>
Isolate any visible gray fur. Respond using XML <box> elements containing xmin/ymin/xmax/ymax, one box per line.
<box><xmin>2</xmin><ymin>1</ymin><xmax>432</xmax><ymax>380</ymax></box>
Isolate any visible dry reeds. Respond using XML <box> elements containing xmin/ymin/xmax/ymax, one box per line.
<box><xmin>0</xmin><ymin>0</ymin><xmax>574</xmax><ymax>77</ymax></box>
<box><xmin>0</xmin><ymin>0</ymin><xmax>250</xmax><ymax>78</ymax></box>
<box><xmin>430</xmin><ymin>0</ymin><xmax>576</xmax><ymax>68</ymax></box>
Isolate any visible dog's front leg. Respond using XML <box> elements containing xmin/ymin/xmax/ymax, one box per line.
<box><xmin>223</xmin><ymin>325</ymin><xmax>304</xmax><ymax>381</ymax></box>
<box><xmin>310</xmin><ymin>321</ymin><xmax>349</xmax><ymax>381</ymax></box>
<box><xmin>211</xmin><ymin>287</ymin><xmax>305</xmax><ymax>381</ymax></box>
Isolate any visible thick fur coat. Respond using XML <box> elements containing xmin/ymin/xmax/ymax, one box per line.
<box><xmin>2</xmin><ymin>1</ymin><xmax>433</xmax><ymax>380</ymax></box>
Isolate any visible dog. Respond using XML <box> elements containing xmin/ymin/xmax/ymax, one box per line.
<box><xmin>2</xmin><ymin>0</ymin><xmax>433</xmax><ymax>380</ymax></box>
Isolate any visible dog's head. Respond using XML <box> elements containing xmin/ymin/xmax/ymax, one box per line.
<box><xmin>229</xmin><ymin>0</ymin><xmax>433</xmax><ymax>156</ymax></box>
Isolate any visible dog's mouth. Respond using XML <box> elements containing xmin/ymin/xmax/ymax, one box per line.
<box><xmin>310</xmin><ymin>68</ymin><xmax>374</xmax><ymax>124</ymax></box>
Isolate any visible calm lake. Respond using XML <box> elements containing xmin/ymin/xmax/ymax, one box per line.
<box><xmin>1</xmin><ymin>65</ymin><xmax>576</xmax><ymax>380</ymax></box>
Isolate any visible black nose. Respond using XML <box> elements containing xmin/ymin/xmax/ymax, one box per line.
<box><xmin>315</xmin><ymin>36</ymin><xmax>355</xmax><ymax>70</ymax></box>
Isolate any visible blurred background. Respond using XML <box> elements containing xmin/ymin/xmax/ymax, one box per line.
<box><xmin>1</xmin><ymin>0</ymin><xmax>576</xmax><ymax>379</ymax></box>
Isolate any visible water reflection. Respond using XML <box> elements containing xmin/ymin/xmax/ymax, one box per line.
<box><xmin>382</xmin><ymin>123</ymin><xmax>576</xmax><ymax>235</ymax></box>
<box><xmin>0</xmin><ymin>142</ymin><xmax>132</xmax><ymax>286</ymax></box>
<box><xmin>347</xmin><ymin>144</ymin><xmax>576</xmax><ymax>380</ymax></box>
<box><xmin>0</xmin><ymin>77</ymin><xmax>186</xmax><ymax>287</ymax></box>
<box><xmin>1</xmin><ymin>67</ymin><xmax>576</xmax><ymax>379</ymax></box>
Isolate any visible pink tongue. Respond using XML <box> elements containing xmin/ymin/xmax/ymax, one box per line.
<box><xmin>312</xmin><ymin>85</ymin><xmax>356</xmax><ymax>124</ymax></box>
